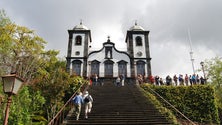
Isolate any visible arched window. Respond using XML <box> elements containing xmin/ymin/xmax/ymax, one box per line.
<box><xmin>72</xmin><ymin>60</ymin><xmax>82</xmax><ymax>76</ymax></box>
<box><xmin>136</xmin><ymin>36</ymin><xmax>142</xmax><ymax>46</ymax></box>
<box><xmin>104</xmin><ymin>60</ymin><xmax>114</xmax><ymax>77</ymax></box>
<box><xmin>91</xmin><ymin>60</ymin><xmax>100</xmax><ymax>76</ymax></box>
<box><xmin>75</xmin><ymin>35</ymin><xmax>82</xmax><ymax>45</ymax></box>
<box><xmin>136</xmin><ymin>60</ymin><xmax>145</xmax><ymax>76</ymax></box>
<box><xmin>118</xmin><ymin>60</ymin><xmax>127</xmax><ymax>76</ymax></box>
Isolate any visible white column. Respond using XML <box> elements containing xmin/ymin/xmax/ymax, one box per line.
<box><xmin>88</xmin><ymin>61</ymin><xmax>91</xmax><ymax>77</ymax></box>
<box><xmin>134</xmin><ymin>61</ymin><xmax>137</xmax><ymax>77</ymax></box>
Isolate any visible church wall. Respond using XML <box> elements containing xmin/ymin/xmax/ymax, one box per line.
<box><xmin>112</xmin><ymin>49</ymin><xmax>131</xmax><ymax>77</ymax></box>
<box><xmin>132</xmin><ymin>34</ymin><xmax>146</xmax><ymax>58</ymax></box>
<box><xmin>88</xmin><ymin>47</ymin><xmax>131</xmax><ymax>78</ymax></box>
<box><xmin>71</xmin><ymin>33</ymin><xmax>86</xmax><ymax>57</ymax></box>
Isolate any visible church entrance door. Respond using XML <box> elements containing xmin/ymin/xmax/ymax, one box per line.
<box><xmin>91</xmin><ymin>61</ymin><xmax>100</xmax><ymax>76</ymax></box>
<box><xmin>104</xmin><ymin>60</ymin><xmax>114</xmax><ymax>77</ymax></box>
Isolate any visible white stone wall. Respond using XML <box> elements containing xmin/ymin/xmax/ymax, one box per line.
<box><xmin>87</xmin><ymin>47</ymin><xmax>131</xmax><ymax>77</ymax></box>
<box><xmin>71</xmin><ymin>33</ymin><xmax>85</xmax><ymax>57</ymax></box>
<box><xmin>132</xmin><ymin>34</ymin><xmax>146</xmax><ymax>58</ymax></box>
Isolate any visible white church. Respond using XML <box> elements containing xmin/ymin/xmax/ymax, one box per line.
<box><xmin>66</xmin><ymin>22</ymin><xmax>152</xmax><ymax>79</ymax></box>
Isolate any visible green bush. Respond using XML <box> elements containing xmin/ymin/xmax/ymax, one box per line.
<box><xmin>141</xmin><ymin>84</ymin><xmax>220</xmax><ymax>124</ymax></box>
<box><xmin>139</xmin><ymin>85</ymin><xmax>179</xmax><ymax>124</ymax></box>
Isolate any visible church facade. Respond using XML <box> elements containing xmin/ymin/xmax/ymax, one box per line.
<box><xmin>66</xmin><ymin>22</ymin><xmax>152</xmax><ymax>79</ymax></box>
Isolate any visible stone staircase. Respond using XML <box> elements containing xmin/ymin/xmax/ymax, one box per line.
<box><xmin>64</xmin><ymin>79</ymin><xmax>173</xmax><ymax>125</ymax></box>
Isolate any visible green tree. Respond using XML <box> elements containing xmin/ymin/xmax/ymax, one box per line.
<box><xmin>0</xmin><ymin>9</ymin><xmax>46</xmax><ymax>82</ymax></box>
<box><xmin>30</xmin><ymin>50</ymin><xmax>86</xmax><ymax>121</ymax></box>
<box><xmin>205</xmin><ymin>57</ymin><xmax>222</xmax><ymax>87</ymax></box>
<box><xmin>0</xmin><ymin>10</ymin><xmax>14</xmax><ymax>74</ymax></box>
<box><xmin>0</xmin><ymin>9</ymin><xmax>47</xmax><ymax>124</ymax></box>
<box><xmin>204</xmin><ymin>57</ymin><xmax>222</xmax><ymax>121</ymax></box>
<box><xmin>8</xmin><ymin>86</ymin><xmax>46</xmax><ymax>125</ymax></box>
<box><xmin>0</xmin><ymin>9</ymin><xmax>86</xmax><ymax>124</ymax></box>
<box><xmin>0</xmin><ymin>86</ymin><xmax>46</xmax><ymax>125</ymax></box>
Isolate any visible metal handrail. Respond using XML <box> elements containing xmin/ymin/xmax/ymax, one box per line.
<box><xmin>144</xmin><ymin>85</ymin><xmax>196</xmax><ymax>125</ymax></box>
<box><xmin>48</xmin><ymin>83</ymin><xmax>88</xmax><ymax>125</ymax></box>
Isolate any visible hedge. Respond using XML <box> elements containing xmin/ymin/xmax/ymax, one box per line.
<box><xmin>141</xmin><ymin>84</ymin><xmax>220</xmax><ymax>124</ymax></box>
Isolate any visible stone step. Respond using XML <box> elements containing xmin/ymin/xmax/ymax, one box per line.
<box><xmin>65</xmin><ymin>119</ymin><xmax>172</xmax><ymax>125</ymax></box>
<box><xmin>67</xmin><ymin>116</ymin><xmax>168</xmax><ymax>120</ymax></box>
<box><xmin>65</xmin><ymin>120</ymin><xmax>172</xmax><ymax>125</ymax></box>
<box><xmin>64</xmin><ymin>80</ymin><xmax>172</xmax><ymax>125</ymax></box>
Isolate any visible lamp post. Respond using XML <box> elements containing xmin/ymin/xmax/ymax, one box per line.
<box><xmin>1</xmin><ymin>74</ymin><xmax>24</xmax><ymax>125</ymax></box>
<box><xmin>200</xmin><ymin>61</ymin><xmax>206</xmax><ymax>83</ymax></box>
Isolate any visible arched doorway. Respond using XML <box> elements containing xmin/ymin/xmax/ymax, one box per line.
<box><xmin>104</xmin><ymin>60</ymin><xmax>114</xmax><ymax>77</ymax></box>
<box><xmin>136</xmin><ymin>60</ymin><xmax>145</xmax><ymax>76</ymax></box>
<box><xmin>72</xmin><ymin>60</ymin><xmax>82</xmax><ymax>76</ymax></box>
<box><xmin>118</xmin><ymin>60</ymin><xmax>127</xmax><ymax>77</ymax></box>
<box><xmin>91</xmin><ymin>60</ymin><xmax>100</xmax><ymax>76</ymax></box>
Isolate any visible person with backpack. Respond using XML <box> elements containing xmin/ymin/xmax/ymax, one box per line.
<box><xmin>83</xmin><ymin>91</ymin><xmax>93</xmax><ymax>119</ymax></box>
<box><xmin>72</xmin><ymin>91</ymin><xmax>83</xmax><ymax>120</ymax></box>
<box><xmin>116</xmin><ymin>76</ymin><xmax>121</xmax><ymax>86</ymax></box>
<box><xmin>121</xmin><ymin>74</ymin><xmax>125</xmax><ymax>86</ymax></box>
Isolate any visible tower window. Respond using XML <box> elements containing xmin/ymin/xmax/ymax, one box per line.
<box><xmin>75</xmin><ymin>51</ymin><xmax>80</xmax><ymax>55</ymax></box>
<box><xmin>136</xmin><ymin>36</ymin><xmax>142</xmax><ymax>46</ymax></box>
<box><xmin>75</xmin><ymin>35</ymin><xmax>82</xmax><ymax>45</ymax></box>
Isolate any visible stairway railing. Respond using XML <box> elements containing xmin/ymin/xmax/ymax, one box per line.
<box><xmin>48</xmin><ymin>83</ymin><xmax>88</xmax><ymax>125</ymax></box>
<box><xmin>144</xmin><ymin>85</ymin><xmax>196</xmax><ymax>125</ymax></box>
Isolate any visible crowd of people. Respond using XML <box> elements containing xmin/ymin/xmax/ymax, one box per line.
<box><xmin>89</xmin><ymin>74</ymin><xmax>104</xmax><ymax>86</ymax></box>
<box><xmin>88</xmin><ymin>73</ymin><xmax>126</xmax><ymax>87</ymax></box>
<box><xmin>88</xmin><ymin>73</ymin><xmax>207</xmax><ymax>86</ymax></box>
<box><xmin>137</xmin><ymin>73</ymin><xmax>207</xmax><ymax>86</ymax></box>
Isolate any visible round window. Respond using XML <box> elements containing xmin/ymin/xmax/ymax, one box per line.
<box><xmin>75</xmin><ymin>51</ymin><xmax>80</xmax><ymax>55</ymax></box>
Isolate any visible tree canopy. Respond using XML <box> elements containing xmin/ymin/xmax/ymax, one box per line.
<box><xmin>0</xmin><ymin>10</ymin><xmax>46</xmax><ymax>82</ymax></box>
<box><xmin>204</xmin><ymin>57</ymin><xmax>222</xmax><ymax>112</ymax></box>
<box><xmin>0</xmin><ymin>9</ymin><xmax>86</xmax><ymax>124</ymax></box>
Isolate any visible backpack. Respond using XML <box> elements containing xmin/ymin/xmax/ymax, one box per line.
<box><xmin>84</xmin><ymin>96</ymin><xmax>90</xmax><ymax>103</ymax></box>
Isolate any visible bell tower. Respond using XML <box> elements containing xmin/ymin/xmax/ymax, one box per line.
<box><xmin>125</xmin><ymin>22</ymin><xmax>152</xmax><ymax>77</ymax></box>
<box><xmin>66</xmin><ymin>22</ymin><xmax>92</xmax><ymax>76</ymax></box>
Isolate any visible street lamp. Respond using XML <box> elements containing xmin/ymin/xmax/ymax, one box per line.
<box><xmin>1</xmin><ymin>74</ymin><xmax>24</xmax><ymax>125</ymax></box>
<box><xmin>200</xmin><ymin>61</ymin><xmax>206</xmax><ymax>83</ymax></box>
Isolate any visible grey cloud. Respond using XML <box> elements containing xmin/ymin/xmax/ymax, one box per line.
<box><xmin>1</xmin><ymin>0</ymin><xmax>222</xmax><ymax>77</ymax></box>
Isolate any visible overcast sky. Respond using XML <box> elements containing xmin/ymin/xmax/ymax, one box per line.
<box><xmin>1</xmin><ymin>0</ymin><xmax>222</xmax><ymax>78</ymax></box>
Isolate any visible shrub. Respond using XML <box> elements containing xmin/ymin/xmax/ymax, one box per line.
<box><xmin>141</xmin><ymin>84</ymin><xmax>220</xmax><ymax>124</ymax></box>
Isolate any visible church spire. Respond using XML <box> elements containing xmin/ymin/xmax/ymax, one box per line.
<box><xmin>135</xmin><ymin>20</ymin><xmax>137</xmax><ymax>26</ymax></box>
<box><xmin>107</xmin><ymin>35</ymin><xmax>111</xmax><ymax>42</ymax></box>
<box><xmin>80</xmin><ymin>19</ymin><xmax>83</xmax><ymax>25</ymax></box>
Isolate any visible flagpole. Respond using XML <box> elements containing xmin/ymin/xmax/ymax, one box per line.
<box><xmin>188</xmin><ymin>28</ymin><xmax>195</xmax><ymax>74</ymax></box>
